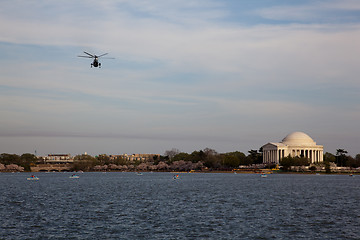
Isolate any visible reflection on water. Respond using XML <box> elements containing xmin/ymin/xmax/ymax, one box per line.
<box><xmin>0</xmin><ymin>172</ymin><xmax>359</xmax><ymax>239</ymax></box>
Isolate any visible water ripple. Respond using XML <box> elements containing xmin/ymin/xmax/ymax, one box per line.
<box><xmin>0</xmin><ymin>173</ymin><xmax>359</xmax><ymax>239</ymax></box>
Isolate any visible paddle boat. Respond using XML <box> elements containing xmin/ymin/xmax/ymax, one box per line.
<box><xmin>173</xmin><ymin>174</ymin><xmax>180</xmax><ymax>180</ymax></box>
<box><xmin>69</xmin><ymin>174</ymin><xmax>80</xmax><ymax>179</ymax></box>
<box><xmin>27</xmin><ymin>175</ymin><xmax>39</xmax><ymax>181</ymax></box>
<box><xmin>260</xmin><ymin>173</ymin><xmax>267</xmax><ymax>178</ymax></box>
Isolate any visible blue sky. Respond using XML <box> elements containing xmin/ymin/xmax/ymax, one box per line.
<box><xmin>1</xmin><ymin>0</ymin><xmax>360</xmax><ymax>157</ymax></box>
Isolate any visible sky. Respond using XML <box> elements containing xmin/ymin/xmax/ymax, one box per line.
<box><xmin>1</xmin><ymin>0</ymin><xmax>360</xmax><ymax>157</ymax></box>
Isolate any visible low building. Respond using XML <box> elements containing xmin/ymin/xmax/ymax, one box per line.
<box><xmin>42</xmin><ymin>154</ymin><xmax>73</xmax><ymax>164</ymax></box>
<box><xmin>262</xmin><ymin>132</ymin><xmax>323</xmax><ymax>165</ymax></box>
<box><xmin>110</xmin><ymin>153</ymin><xmax>160</xmax><ymax>163</ymax></box>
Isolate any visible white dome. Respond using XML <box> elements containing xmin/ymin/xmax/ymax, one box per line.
<box><xmin>281</xmin><ymin>132</ymin><xmax>316</xmax><ymax>146</ymax></box>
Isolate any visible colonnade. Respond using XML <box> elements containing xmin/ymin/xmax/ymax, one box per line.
<box><xmin>263</xmin><ymin>149</ymin><xmax>280</xmax><ymax>164</ymax></box>
<box><xmin>263</xmin><ymin>148</ymin><xmax>323</xmax><ymax>164</ymax></box>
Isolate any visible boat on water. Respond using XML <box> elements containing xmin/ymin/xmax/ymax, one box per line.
<box><xmin>136</xmin><ymin>172</ymin><xmax>143</xmax><ymax>175</ymax></box>
<box><xmin>69</xmin><ymin>174</ymin><xmax>80</xmax><ymax>179</ymax></box>
<box><xmin>260</xmin><ymin>174</ymin><xmax>267</xmax><ymax>178</ymax></box>
<box><xmin>27</xmin><ymin>175</ymin><xmax>39</xmax><ymax>181</ymax></box>
<box><xmin>173</xmin><ymin>174</ymin><xmax>180</xmax><ymax>180</ymax></box>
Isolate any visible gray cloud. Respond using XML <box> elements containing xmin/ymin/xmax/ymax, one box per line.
<box><xmin>1</xmin><ymin>0</ymin><xmax>359</xmax><ymax>156</ymax></box>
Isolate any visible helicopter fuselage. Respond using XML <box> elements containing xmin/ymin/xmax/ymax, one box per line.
<box><xmin>91</xmin><ymin>57</ymin><xmax>101</xmax><ymax>68</ymax></box>
<box><xmin>78</xmin><ymin>51</ymin><xmax>110</xmax><ymax>68</ymax></box>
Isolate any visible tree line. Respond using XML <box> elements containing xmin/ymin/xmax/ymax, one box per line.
<box><xmin>0</xmin><ymin>153</ymin><xmax>38</xmax><ymax>171</ymax></box>
<box><xmin>0</xmin><ymin>148</ymin><xmax>263</xmax><ymax>172</ymax></box>
<box><xmin>71</xmin><ymin>148</ymin><xmax>264</xmax><ymax>171</ymax></box>
<box><xmin>324</xmin><ymin>149</ymin><xmax>360</xmax><ymax>168</ymax></box>
<box><xmin>279</xmin><ymin>149</ymin><xmax>360</xmax><ymax>172</ymax></box>
<box><xmin>1</xmin><ymin>148</ymin><xmax>359</xmax><ymax>172</ymax></box>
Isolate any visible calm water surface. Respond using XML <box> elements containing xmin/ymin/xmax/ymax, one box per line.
<box><xmin>0</xmin><ymin>172</ymin><xmax>359</xmax><ymax>239</ymax></box>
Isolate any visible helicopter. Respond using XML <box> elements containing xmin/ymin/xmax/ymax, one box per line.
<box><xmin>77</xmin><ymin>51</ymin><xmax>114</xmax><ymax>68</ymax></box>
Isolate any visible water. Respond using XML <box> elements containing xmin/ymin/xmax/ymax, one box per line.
<box><xmin>0</xmin><ymin>172</ymin><xmax>359</xmax><ymax>239</ymax></box>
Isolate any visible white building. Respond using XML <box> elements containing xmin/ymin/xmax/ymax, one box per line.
<box><xmin>109</xmin><ymin>153</ymin><xmax>160</xmax><ymax>162</ymax></box>
<box><xmin>262</xmin><ymin>132</ymin><xmax>323</xmax><ymax>165</ymax></box>
<box><xmin>42</xmin><ymin>154</ymin><xmax>73</xmax><ymax>163</ymax></box>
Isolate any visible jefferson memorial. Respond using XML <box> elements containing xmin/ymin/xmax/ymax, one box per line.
<box><xmin>262</xmin><ymin>132</ymin><xmax>323</xmax><ymax>164</ymax></box>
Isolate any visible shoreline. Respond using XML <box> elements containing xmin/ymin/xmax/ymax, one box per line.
<box><xmin>1</xmin><ymin>170</ymin><xmax>359</xmax><ymax>175</ymax></box>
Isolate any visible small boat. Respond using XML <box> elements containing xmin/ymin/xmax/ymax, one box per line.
<box><xmin>173</xmin><ymin>174</ymin><xmax>180</xmax><ymax>180</ymax></box>
<box><xmin>260</xmin><ymin>174</ymin><xmax>267</xmax><ymax>178</ymax></box>
<box><xmin>69</xmin><ymin>174</ymin><xmax>80</xmax><ymax>179</ymax></box>
<box><xmin>27</xmin><ymin>175</ymin><xmax>39</xmax><ymax>181</ymax></box>
<box><xmin>136</xmin><ymin>172</ymin><xmax>143</xmax><ymax>175</ymax></box>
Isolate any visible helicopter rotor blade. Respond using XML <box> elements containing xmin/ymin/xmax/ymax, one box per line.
<box><xmin>100</xmin><ymin>57</ymin><xmax>115</xmax><ymax>59</ymax></box>
<box><xmin>98</xmin><ymin>53</ymin><xmax>109</xmax><ymax>58</ymax></box>
<box><xmin>83</xmin><ymin>51</ymin><xmax>95</xmax><ymax>57</ymax></box>
<box><xmin>78</xmin><ymin>55</ymin><xmax>94</xmax><ymax>58</ymax></box>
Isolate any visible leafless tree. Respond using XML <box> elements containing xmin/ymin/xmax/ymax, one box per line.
<box><xmin>164</xmin><ymin>148</ymin><xmax>180</xmax><ymax>159</ymax></box>
<box><xmin>204</xmin><ymin>148</ymin><xmax>218</xmax><ymax>156</ymax></box>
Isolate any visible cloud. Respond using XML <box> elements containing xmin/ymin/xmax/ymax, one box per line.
<box><xmin>255</xmin><ymin>0</ymin><xmax>360</xmax><ymax>23</ymax></box>
<box><xmin>1</xmin><ymin>0</ymin><xmax>360</xmax><ymax>87</ymax></box>
<box><xmin>1</xmin><ymin>0</ymin><xmax>360</xmax><ymax>156</ymax></box>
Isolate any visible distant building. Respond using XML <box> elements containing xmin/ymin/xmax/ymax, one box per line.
<box><xmin>109</xmin><ymin>153</ymin><xmax>160</xmax><ymax>163</ymax></box>
<box><xmin>262</xmin><ymin>132</ymin><xmax>323</xmax><ymax>165</ymax></box>
<box><xmin>42</xmin><ymin>154</ymin><xmax>73</xmax><ymax>164</ymax></box>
